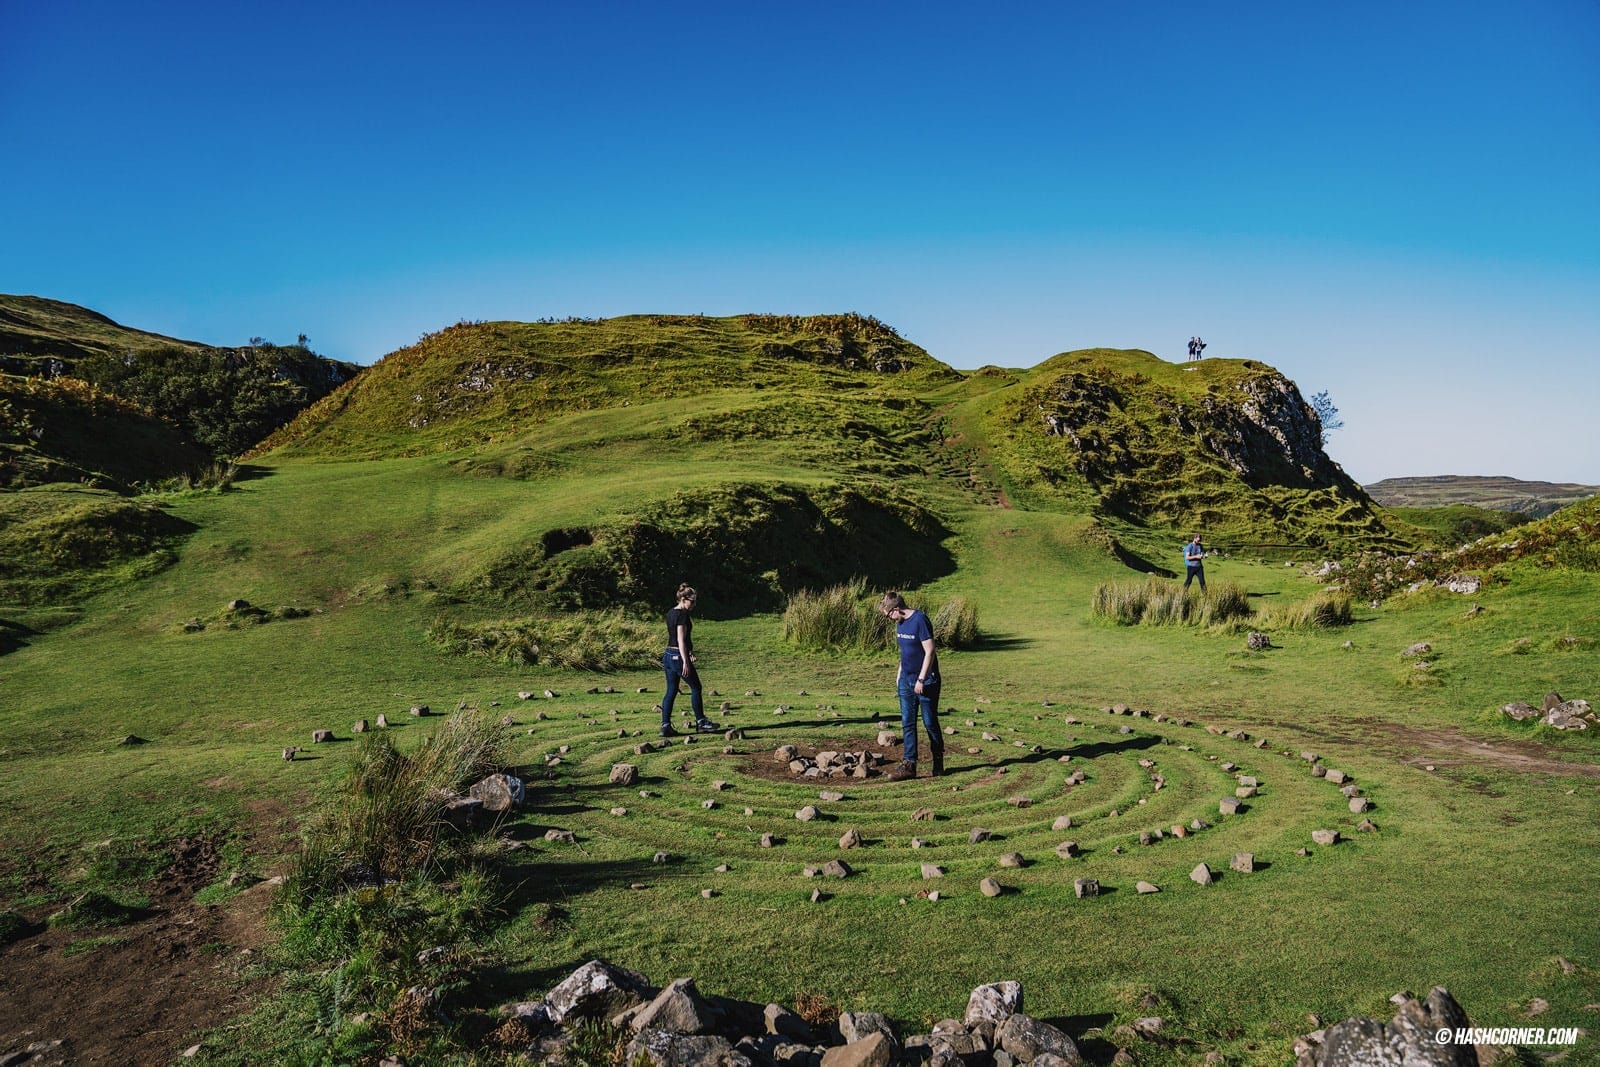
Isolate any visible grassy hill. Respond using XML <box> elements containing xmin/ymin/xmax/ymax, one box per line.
<box><xmin>966</xmin><ymin>348</ymin><xmax>1404</xmax><ymax>565</ymax></box>
<box><xmin>1366</xmin><ymin>475</ymin><xmax>1599</xmax><ymax>517</ymax></box>
<box><xmin>0</xmin><ymin>294</ymin><xmax>207</xmax><ymax>371</ymax></box>
<box><xmin>1</xmin><ymin>315</ymin><xmax>1597</xmax><ymax>1065</ymax></box>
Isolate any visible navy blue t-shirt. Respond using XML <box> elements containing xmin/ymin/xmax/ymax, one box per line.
<box><xmin>895</xmin><ymin>609</ymin><xmax>937</xmax><ymax>677</ymax></box>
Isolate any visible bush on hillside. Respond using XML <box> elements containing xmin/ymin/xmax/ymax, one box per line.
<box><xmin>426</xmin><ymin>610</ymin><xmax>658</xmax><ymax>670</ymax></box>
<box><xmin>77</xmin><ymin>342</ymin><xmax>357</xmax><ymax>459</ymax></box>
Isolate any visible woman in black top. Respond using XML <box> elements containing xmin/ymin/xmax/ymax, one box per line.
<box><xmin>660</xmin><ymin>583</ymin><xmax>715</xmax><ymax>736</ymax></box>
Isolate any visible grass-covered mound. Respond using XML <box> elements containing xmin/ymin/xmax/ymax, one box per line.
<box><xmin>974</xmin><ymin>349</ymin><xmax>1405</xmax><ymax>555</ymax></box>
<box><xmin>0</xmin><ymin>487</ymin><xmax>196</xmax><ymax>606</ymax></box>
<box><xmin>0</xmin><ymin>374</ymin><xmax>211</xmax><ymax>490</ymax></box>
<box><xmin>1366</xmin><ymin>474</ymin><xmax>1600</xmax><ymax>517</ymax></box>
<box><xmin>462</xmin><ymin>481</ymin><xmax>954</xmax><ymax>616</ymax></box>
<box><xmin>256</xmin><ymin>314</ymin><xmax>960</xmax><ymax>460</ymax></box>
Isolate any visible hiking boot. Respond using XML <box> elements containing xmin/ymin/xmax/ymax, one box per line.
<box><xmin>694</xmin><ymin>718</ymin><xmax>719</xmax><ymax>733</ymax></box>
<box><xmin>659</xmin><ymin>724</ymin><xmax>680</xmax><ymax>738</ymax></box>
<box><xmin>886</xmin><ymin>760</ymin><xmax>917</xmax><ymax>782</ymax></box>
<box><xmin>931</xmin><ymin>751</ymin><xmax>944</xmax><ymax>777</ymax></box>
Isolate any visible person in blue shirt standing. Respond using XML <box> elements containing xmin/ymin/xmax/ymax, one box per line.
<box><xmin>879</xmin><ymin>591</ymin><xmax>944</xmax><ymax>780</ymax></box>
<box><xmin>1183</xmin><ymin>534</ymin><xmax>1207</xmax><ymax>593</ymax></box>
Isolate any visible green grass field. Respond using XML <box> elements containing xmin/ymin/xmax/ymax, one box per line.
<box><xmin>2</xmin><ymin>324</ymin><xmax>1597</xmax><ymax>1065</ymax></box>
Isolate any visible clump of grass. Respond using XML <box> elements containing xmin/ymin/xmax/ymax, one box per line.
<box><xmin>283</xmin><ymin>712</ymin><xmax>507</xmax><ymax>906</ymax></box>
<box><xmin>1090</xmin><ymin>578</ymin><xmax>1252</xmax><ymax>626</ymax></box>
<box><xmin>1256</xmin><ymin>591</ymin><xmax>1354</xmax><ymax>630</ymax></box>
<box><xmin>782</xmin><ymin>579</ymin><xmax>891</xmax><ymax>653</ymax></box>
<box><xmin>426</xmin><ymin>610</ymin><xmax>658</xmax><ymax>670</ymax></box>
<box><xmin>782</xmin><ymin>580</ymin><xmax>981</xmax><ymax>652</ymax></box>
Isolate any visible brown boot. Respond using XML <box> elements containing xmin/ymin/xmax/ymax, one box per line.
<box><xmin>886</xmin><ymin>760</ymin><xmax>917</xmax><ymax>781</ymax></box>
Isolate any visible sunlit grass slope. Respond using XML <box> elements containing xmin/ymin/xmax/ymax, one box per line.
<box><xmin>1</xmin><ymin>317</ymin><xmax>1597</xmax><ymax>1064</ymax></box>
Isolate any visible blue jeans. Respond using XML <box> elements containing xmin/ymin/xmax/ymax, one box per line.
<box><xmin>897</xmin><ymin>672</ymin><xmax>943</xmax><ymax>765</ymax></box>
<box><xmin>662</xmin><ymin>649</ymin><xmax>703</xmax><ymax>725</ymax></box>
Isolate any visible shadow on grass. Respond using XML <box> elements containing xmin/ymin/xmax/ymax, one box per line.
<box><xmin>228</xmin><ymin>463</ymin><xmax>274</xmax><ymax>484</ymax></box>
<box><xmin>0</xmin><ymin>618</ymin><xmax>39</xmax><ymax>656</ymax></box>
<box><xmin>1058</xmin><ymin>735</ymin><xmax>1161</xmax><ymax>760</ymax></box>
<box><xmin>964</xmin><ymin>633</ymin><xmax>1036</xmax><ymax>653</ymax></box>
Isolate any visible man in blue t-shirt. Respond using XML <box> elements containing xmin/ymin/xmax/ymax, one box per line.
<box><xmin>879</xmin><ymin>591</ymin><xmax>944</xmax><ymax>780</ymax></box>
<box><xmin>1183</xmin><ymin>534</ymin><xmax>1207</xmax><ymax>593</ymax></box>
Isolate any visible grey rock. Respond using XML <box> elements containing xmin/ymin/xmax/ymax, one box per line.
<box><xmin>764</xmin><ymin>1003</ymin><xmax>813</xmax><ymax>1041</ymax></box>
<box><xmin>796</xmin><ymin>806</ymin><xmax>820</xmax><ymax>822</ymax></box>
<box><xmin>979</xmin><ymin>877</ymin><xmax>1004</xmax><ymax>897</ymax></box>
<box><xmin>1191</xmin><ymin>863</ymin><xmax>1214</xmax><ymax>885</ymax></box>
<box><xmin>1501</xmin><ymin>701</ymin><xmax>1540</xmax><ymax>721</ymax></box>
<box><xmin>1311</xmin><ymin>985</ymin><xmax>1476</xmax><ymax>1066</ymax></box>
<box><xmin>997</xmin><ymin>1013</ymin><xmax>1083</xmax><ymax>1066</ymax></box>
<box><xmin>631</xmin><ymin>977</ymin><xmax>720</xmax><ymax>1035</ymax></box>
<box><xmin>964</xmin><ymin>980</ymin><xmax>1023</xmax><ymax>1030</ymax></box>
<box><xmin>838</xmin><ymin>1010</ymin><xmax>898</xmax><ymax>1049</ymax></box>
<box><xmin>1073</xmin><ymin>878</ymin><xmax>1098</xmax><ymax>898</ymax></box>
<box><xmin>610</xmin><ymin>763</ymin><xmax>640</xmax><ymax>786</ymax></box>
<box><xmin>470</xmin><ymin>773</ymin><xmax>525</xmax><ymax>811</ymax></box>
<box><xmin>822</xmin><ymin>860</ymin><xmax>852</xmax><ymax>879</ymax></box>
<box><xmin>1219</xmin><ymin>797</ymin><xmax>1242</xmax><ymax>816</ymax></box>
<box><xmin>838</xmin><ymin>828</ymin><xmax>863</xmax><ymax>849</ymax></box>
<box><xmin>819</xmin><ymin>1033</ymin><xmax>892</xmax><ymax>1067</ymax></box>
<box><xmin>1231</xmin><ymin>853</ymin><xmax>1255</xmax><ymax>873</ymax></box>
<box><xmin>626</xmin><ymin>1029</ymin><xmax>754</xmax><ymax>1067</ymax></box>
<box><xmin>311</xmin><ymin>729</ymin><xmax>334</xmax><ymax>743</ymax></box>
<box><xmin>545</xmin><ymin>959</ymin><xmax>657</xmax><ymax>1024</ymax></box>
<box><xmin>1312</xmin><ymin>829</ymin><xmax>1340</xmax><ymax>846</ymax></box>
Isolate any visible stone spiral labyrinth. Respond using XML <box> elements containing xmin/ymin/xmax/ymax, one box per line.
<box><xmin>504</xmin><ymin>690</ymin><xmax>1382</xmax><ymax>902</ymax></box>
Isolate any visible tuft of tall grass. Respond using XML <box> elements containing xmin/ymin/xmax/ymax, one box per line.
<box><xmin>427</xmin><ymin>609</ymin><xmax>657</xmax><ymax>670</ymax></box>
<box><xmin>1257</xmin><ymin>591</ymin><xmax>1354</xmax><ymax>630</ymax></box>
<box><xmin>782</xmin><ymin>580</ymin><xmax>981</xmax><ymax>652</ymax></box>
<box><xmin>283</xmin><ymin>712</ymin><xmax>507</xmax><ymax>908</ymax></box>
<box><xmin>1090</xmin><ymin>578</ymin><xmax>1252</xmax><ymax>627</ymax></box>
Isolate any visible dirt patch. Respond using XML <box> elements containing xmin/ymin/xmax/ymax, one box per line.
<box><xmin>1334</xmin><ymin>719</ymin><xmax>1600</xmax><ymax>779</ymax></box>
<box><xmin>733</xmin><ymin>736</ymin><xmax>905</xmax><ymax>785</ymax></box>
<box><xmin>0</xmin><ymin>820</ymin><xmax>287</xmax><ymax>1064</ymax></box>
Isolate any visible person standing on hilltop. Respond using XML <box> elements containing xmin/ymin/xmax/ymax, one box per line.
<box><xmin>880</xmin><ymin>591</ymin><xmax>945</xmax><ymax>780</ymax></box>
<box><xmin>660</xmin><ymin>583</ymin><xmax>717</xmax><ymax>737</ymax></box>
<box><xmin>1187</xmin><ymin>337</ymin><xmax>1198</xmax><ymax>360</ymax></box>
<box><xmin>1195</xmin><ymin>337</ymin><xmax>1207</xmax><ymax>359</ymax></box>
<box><xmin>1183</xmin><ymin>534</ymin><xmax>1208</xmax><ymax>594</ymax></box>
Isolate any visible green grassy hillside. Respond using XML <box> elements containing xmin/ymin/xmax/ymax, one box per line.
<box><xmin>1</xmin><ymin>316</ymin><xmax>1596</xmax><ymax>1065</ymax></box>
<box><xmin>0</xmin><ymin>294</ymin><xmax>207</xmax><ymax>371</ymax></box>
<box><xmin>967</xmin><ymin>349</ymin><xmax>1404</xmax><ymax>563</ymax></box>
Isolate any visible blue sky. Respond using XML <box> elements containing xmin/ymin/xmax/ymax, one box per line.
<box><xmin>4</xmin><ymin>1</ymin><xmax>1597</xmax><ymax>483</ymax></box>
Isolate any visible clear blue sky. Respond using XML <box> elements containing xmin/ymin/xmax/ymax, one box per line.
<box><xmin>4</xmin><ymin>1</ymin><xmax>1597</xmax><ymax>483</ymax></box>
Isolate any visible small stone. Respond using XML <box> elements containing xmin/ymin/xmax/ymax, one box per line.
<box><xmin>1312</xmin><ymin>829</ymin><xmax>1340</xmax><ymax>846</ymax></box>
<box><xmin>839</xmin><ymin>828</ymin><xmax>862</xmax><ymax>849</ymax></box>
<box><xmin>819</xmin><ymin>790</ymin><xmax>844</xmax><ymax>802</ymax></box>
<box><xmin>1325</xmin><ymin>769</ymin><xmax>1349</xmax><ymax>785</ymax></box>
<box><xmin>998</xmin><ymin>852</ymin><xmax>1024</xmax><ymax>868</ymax></box>
<box><xmin>376</xmin><ymin>714</ymin><xmax>389</xmax><ymax>728</ymax></box>
<box><xmin>1074</xmin><ymin>878</ymin><xmax>1099</xmax><ymax>898</ymax></box>
<box><xmin>352</xmin><ymin>719</ymin><xmax>368</xmax><ymax>733</ymax></box>
<box><xmin>653</xmin><ymin>851</ymin><xmax>671</xmax><ymax>863</ymax></box>
<box><xmin>1350</xmin><ymin>797</ymin><xmax>1371</xmax><ymax>813</ymax></box>
<box><xmin>969</xmin><ymin>828</ymin><xmax>991</xmax><ymax>844</ymax></box>
<box><xmin>410</xmin><ymin>704</ymin><xmax>428</xmax><ymax>716</ymax></box>
<box><xmin>311</xmin><ymin>729</ymin><xmax>334</xmax><ymax>743</ymax></box>
<box><xmin>979</xmin><ymin>877</ymin><xmax>1003</xmax><ymax>897</ymax></box>
<box><xmin>1357</xmin><ymin>819</ymin><xmax>1378</xmax><ymax>832</ymax></box>
<box><xmin>1231</xmin><ymin>852</ymin><xmax>1254</xmax><ymax>873</ymax></box>
<box><xmin>1052</xmin><ymin>815</ymin><xmax>1073</xmax><ymax>831</ymax></box>
<box><xmin>796</xmin><ymin>805</ymin><xmax>819</xmax><ymax>822</ymax></box>
<box><xmin>921</xmin><ymin>863</ymin><xmax>945</xmax><ymax>879</ymax></box>
<box><xmin>610</xmin><ymin>807</ymin><xmax>627</xmax><ymax>816</ymax></box>
<box><xmin>701</xmin><ymin>799</ymin><xmax>716</xmax><ymax>810</ymax></box>
<box><xmin>822</xmin><ymin>860</ymin><xmax>852</xmax><ymax>879</ymax></box>
<box><xmin>1136</xmin><ymin>881</ymin><xmax>1160</xmax><ymax>894</ymax></box>
<box><xmin>1190</xmin><ymin>863</ymin><xmax>1213</xmax><ymax>885</ymax></box>
<box><xmin>760</xmin><ymin>833</ymin><xmax>775</xmax><ymax>848</ymax></box>
<box><xmin>1219</xmin><ymin>797</ymin><xmax>1242</xmax><ymax>815</ymax></box>
<box><xmin>1055</xmin><ymin>841</ymin><xmax>1078</xmax><ymax>859</ymax></box>
<box><xmin>811</xmin><ymin>889</ymin><xmax>822</xmax><ymax>903</ymax></box>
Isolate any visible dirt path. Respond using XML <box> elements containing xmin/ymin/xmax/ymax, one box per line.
<box><xmin>1316</xmin><ymin>718</ymin><xmax>1600</xmax><ymax>779</ymax></box>
<box><xmin>0</xmin><ymin>816</ymin><xmax>286</xmax><ymax>1065</ymax></box>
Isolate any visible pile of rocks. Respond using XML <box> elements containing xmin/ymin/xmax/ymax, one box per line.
<box><xmin>774</xmin><ymin>745</ymin><xmax>889</xmax><ymax>780</ymax></box>
<box><xmin>493</xmin><ymin>962</ymin><xmax>1491</xmax><ymax>1067</ymax></box>
<box><xmin>1501</xmin><ymin>692</ymin><xmax>1595</xmax><ymax>731</ymax></box>
<box><xmin>501</xmin><ymin>962</ymin><xmax>1085</xmax><ymax>1066</ymax></box>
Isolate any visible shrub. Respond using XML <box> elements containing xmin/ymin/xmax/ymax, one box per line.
<box><xmin>782</xmin><ymin>580</ymin><xmax>981</xmax><ymax>653</ymax></box>
<box><xmin>426</xmin><ymin>610</ymin><xmax>658</xmax><ymax>671</ymax></box>
<box><xmin>782</xmin><ymin>579</ymin><xmax>890</xmax><ymax>653</ymax></box>
<box><xmin>1090</xmin><ymin>578</ymin><xmax>1253</xmax><ymax>626</ymax></box>
<box><xmin>283</xmin><ymin>712</ymin><xmax>507</xmax><ymax>906</ymax></box>
<box><xmin>1258</xmin><ymin>591</ymin><xmax>1354</xmax><ymax>630</ymax></box>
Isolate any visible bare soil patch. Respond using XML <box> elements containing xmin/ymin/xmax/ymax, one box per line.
<box><xmin>0</xmin><ymin>813</ymin><xmax>289</xmax><ymax>1064</ymax></box>
<box><xmin>732</xmin><ymin>736</ymin><xmax>905</xmax><ymax>785</ymax></box>
<box><xmin>1329</xmin><ymin>718</ymin><xmax>1600</xmax><ymax>779</ymax></box>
